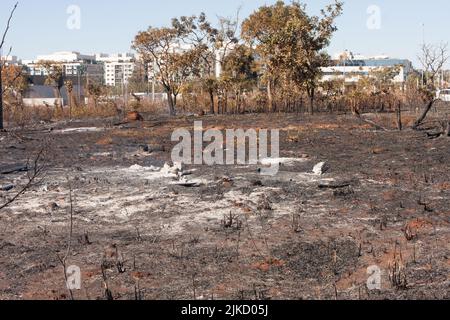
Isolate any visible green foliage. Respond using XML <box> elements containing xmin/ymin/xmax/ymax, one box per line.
<box><xmin>241</xmin><ymin>1</ymin><xmax>343</xmax><ymax>112</ymax></box>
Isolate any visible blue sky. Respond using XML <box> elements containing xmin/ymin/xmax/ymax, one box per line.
<box><xmin>1</xmin><ymin>0</ymin><xmax>449</xmax><ymax>67</ymax></box>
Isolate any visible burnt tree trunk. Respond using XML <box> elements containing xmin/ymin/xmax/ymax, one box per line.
<box><xmin>167</xmin><ymin>91</ymin><xmax>176</xmax><ymax>116</ymax></box>
<box><xmin>267</xmin><ymin>80</ymin><xmax>274</xmax><ymax>113</ymax></box>
<box><xmin>236</xmin><ymin>90</ymin><xmax>241</xmax><ymax>114</ymax></box>
<box><xmin>0</xmin><ymin>64</ymin><xmax>3</xmax><ymax>131</ymax></box>
<box><xmin>209</xmin><ymin>89</ymin><xmax>215</xmax><ymax>115</ymax></box>
<box><xmin>68</xmin><ymin>90</ymin><xmax>73</xmax><ymax>119</ymax></box>
<box><xmin>223</xmin><ymin>90</ymin><xmax>228</xmax><ymax>114</ymax></box>
<box><xmin>412</xmin><ymin>99</ymin><xmax>437</xmax><ymax>130</ymax></box>
<box><xmin>308</xmin><ymin>87</ymin><xmax>315</xmax><ymax>115</ymax></box>
<box><xmin>396</xmin><ymin>102</ymin><xmax>403</xmax><ymax>131</ymax></box>
<box><xmin>173</xmin><ymin>93</ymin><xmax>178</xmax><ymax>109</ymax></box>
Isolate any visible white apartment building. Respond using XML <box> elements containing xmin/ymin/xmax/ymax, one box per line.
<box><xmin>321</xmin><ymin>52</ymin><xmax>413</xmax><ymax>85</ymax></box>
<box><xmin>23</xmin><ymin>51</ymin><xmax>103</xmax><ymax>81</ymax></box>
<box><xmin>95</xmin><ymin>53</ymin><xmax>136</xmax><ymax>87</ymax></box>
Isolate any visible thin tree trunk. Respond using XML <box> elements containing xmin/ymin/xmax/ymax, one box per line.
<box><xmin>396</xmin><ymin>102</ymin><xmax>403</xmax><ymax>131</ymax></box>
<box><xmin>167</xmin><ymin>91</ymin><xmax>175</xmax><ymax>116</ymax></box>
<box><xmin>267</xmin><ymin>80</ymin><xmax>274</xmax><ymax>113</ymax></box>
<box><xmin>218</xmin><ymin>90</ymin><xmax>226</xmax><ymax>114</ymax></box>
<box><xmin>412</xmin><ymin>99</ymin><xmax>437</xmax><ymax>130</ymax></box>
<box><xmin>236</xmin><ymin>90</ymin><xmax>241</xmax><ymax>114</ymax></box>
<box><xmin>217</xmin><ymin>95</ymin><xmax>221</xmax><ymax>115</ymax></box>
<box><xmin>223</xmin><ymin>91</ymin><xmax>228</xmax><ymax>114</ymax></box>
<box><xmin>55</xmin><ymin>87</ymin><xmax>64</xmax><ymax>112</ymax></box>
<box><xmin>0</xmin><ymin>64</ymin><xmax>3</xmax><ymax>130</ymax></box>
<box><xmin>209</xmin><ymin>89</ymin><xmax>215</xmax><ymax>115</ymax></box>
<box><xmin>308</xmin><ymin>87</ymin><xmax>315</xmax><ymax>115</ymax></box>
<box><xmin>68</xmin><ymin>91</ymin><xmax>73</xmax><ymax>119</ymax></box>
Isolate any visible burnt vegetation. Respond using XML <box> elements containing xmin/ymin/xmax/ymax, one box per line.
<box><xmin>0</xmin><ymin>1</ymin><xmax>449</xmax><ymax>300</ymax></box>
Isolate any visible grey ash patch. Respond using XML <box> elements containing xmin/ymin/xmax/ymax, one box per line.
<box><xmin>273</xmin><ymin>239</ymin><xmax>360</xmax><ymax>282</ymax></box>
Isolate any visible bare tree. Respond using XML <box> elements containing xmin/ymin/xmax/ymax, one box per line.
<box><xmin>0</xmin><ymin>2</ymin><xmax>19</xmax><ymax>131</ymax></box>
<box><xmin>418</xmin><ymin>42</ymin><xmax>449</xmax><ymax>88</ymax></box>
<box><xmin>413</xmin><ymin>42</ymin><xmax>449</xmax><ymax>130</ymax></box>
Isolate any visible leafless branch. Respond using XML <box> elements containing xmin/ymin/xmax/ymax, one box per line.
<box><xmin>418</xmin><ymin>42</ymin><xmax>449</xmax><ymax>87</ymax></box>
<box><xmin>57</xmin><ymin>177</ymin><xmax>75</xmax><ymax>300</ymax></box>
<box><xmin>0</xmin><ymin>146</ymin><xmax>47</xmax><ymax>211</ymax></box>
<box><xmin>1</xmin><ymin>2</ymin><xmax>19</xmax><ymax>131</ymax></box>
<box><xmin>0</xmin><ymin>2</ymin><xmax>18</xmax><ymax>51</ymax></box>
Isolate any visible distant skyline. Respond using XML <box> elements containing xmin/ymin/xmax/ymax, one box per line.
<box><xmin>1</xmin><ymin>0</ymin><xmax>449</xmax><ymax>68</ymax></box>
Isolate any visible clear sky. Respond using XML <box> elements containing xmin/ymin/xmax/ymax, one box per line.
<box><xmin>1</xmin><ymin>0</ymin><xmax>449</xmax><ymax>67</ymax></box>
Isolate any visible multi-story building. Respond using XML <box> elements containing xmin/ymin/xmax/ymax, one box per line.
<box><xmin>95</xmin><ymin>53</ymin><xmax>135</xmax><ymax>87</ymax></box>
<box><xmin>0</xmin><ymin>55</ymin><xmax>20</xmax><ymax>66</ymax></box>
<box><xmin>23</xmin><ymin>51</ymin><xmax>103</xmax><ymax>82</ymax></box>
<box><xmin>321</xmin><ymin>51</ymin><xmax>413</xmax><ymax>85</ymax></box>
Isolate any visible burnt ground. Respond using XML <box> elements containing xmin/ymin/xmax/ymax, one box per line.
<box><xmin>0</xmin><ymin>111</ymin><xmax>449</xmax><ymax>300</ymax></box>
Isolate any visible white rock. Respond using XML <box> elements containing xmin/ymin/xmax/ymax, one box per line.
<box><xmin>129</xmin><ymin>164</ymin><xmax>160</xmax><ymax>172</ymax></box>
<box><xmin>129</xmin><ymin>164</ymin><xmax>145</xmax><ymax>172</ymax></box>
<box><xmin>55</xmin><ymin>127</ymin><xmax>104</xmax><ymax>134</ymax></box>
<box><xmin>173</xmin><ymin>161</ymin><xmax>185</xmax><ymax>172</ymax></box>
<box><xmin>161</xmin><ymin>162</ymin><xmax>181</xmax><ymax>176</ymax></box>
<box><xmin>260</xmin><ymin>157</ymin><xmax>309</xmax><ymax>166</ymax></box>
<box><xmin>313</xmin><ymin>162</ymin><xmax>330</xmax><ymax>175</ymax></box>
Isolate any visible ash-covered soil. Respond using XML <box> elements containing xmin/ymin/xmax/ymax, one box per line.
<box><xmin>0</xmin><ymin>113</ymin><xmax>449</xmax><ymax>300</ymax></box>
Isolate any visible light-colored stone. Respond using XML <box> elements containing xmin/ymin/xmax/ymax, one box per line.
<box><xmin>313</xmin><ymin>162</ymin><xmax>330</xmax><ymax>175</ymax></box>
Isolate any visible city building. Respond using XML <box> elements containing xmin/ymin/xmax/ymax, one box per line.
<box><xmin>321</xmin><ymin>51</ymin><xmax>413</xmax><ymax>85</ymax></box>
<box><xmin>0</xmin><ymin>55</ymin><xmax>20</xmax><ymax>66</ymax></box>
<box><xmin>23</xmin><ymin>51</ymin><xmax>103</xmax><ymax>82</ymax></box>
<box><xmin>95</xmin><ymin>53</ymin><xmax>136</xmax><ymax>87</ymax></box>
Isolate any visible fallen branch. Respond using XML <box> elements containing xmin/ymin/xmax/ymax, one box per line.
<box><xmin>355</xmin><ymin>114</ymin><xmax>388</xmax><ymax>131</ymax></box>
<box><xmin>318</xmin><ymin>182</ymin><xmax>351</xmax><ymax>189</ymax></box>
<box><xmin>426</xmin><ymin>131</ymin><xmax>442</xmax><ymax>139</ymax></box>
<box><xmin>0</xmin><ymin>164</ymin><xmax>28</xmax><ymax>174</ymax></box>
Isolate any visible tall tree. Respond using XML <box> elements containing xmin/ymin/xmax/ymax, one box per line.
<box><xmin>413</xmin><ymin>42</ymin><xmax>449</xmax><ymax>129</ymax></box>
<box><xmin>242</xmin><ymin>1</ymin><xmax>343</xmax><ymax>114</ymax></box>
<box><xmin>133</xmin><ymin>27</ymin><xmax>203</xmax><ymax>116</ymax></box>
<box><xmin>418</xmin><ymin>42</ymin><xmax>448</xmax><ymax>90</ymax></box>
<box><xmin>221</xmin><ymin>44</ymin><xmax>257</xmax><ymax>113</ymax></box>
<box><xmin>0</xmin><ymin>2</ymin><xmax>19</xmax><ymax>131</ymax></box>
<box><xmin>171</xmin><ymin>12</ymin><xmax>239</xmax><ymax>114</ymax></box>
<box><xmin>241</xmin><ymin>2</ymin><xmax>289</xmax><ymax>112</ymax></box>
<box><xmin>172</xmin><ymin>13</ymin><xmax>217</xmax><ymax>114</ymax></box>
